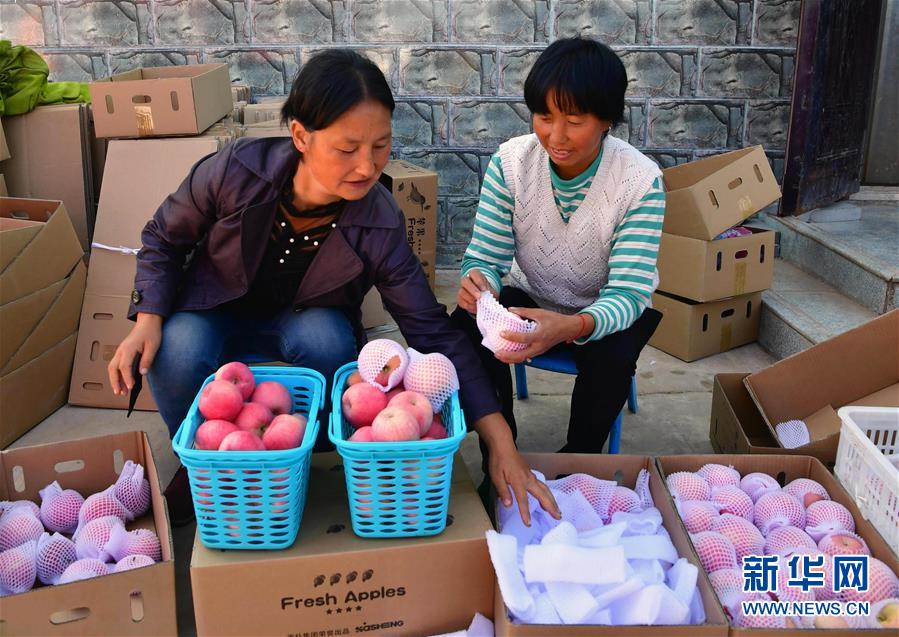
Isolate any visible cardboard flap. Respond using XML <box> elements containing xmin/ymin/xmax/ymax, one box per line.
<box><xmin>854</xmin><ymin>382</ymin><xmax>899</xmax><ymax>408</ymax></box>
<box><xmin>745</xmin><ymin>310</ymin><xmax>899</xmax><ymax>426</ymax></box>
<box><xmin>0</xmin><ymin>277</ymin><xmax>67</xmax><ymax>369</ymax></box>
<box><xmin>0</xmin><ymin>199</ymin><xmax>82</xmax><ymax>305</ymax></box>
<box><xmin>804</xmin><ymin>404</ymin><xmax>843</xmax><ymax>442</ymax></box>
<box><xmin>92</xmin><ymin>138</ymin><xmax>219</xmax><ymax>247</ymax></box>
<box><xmin>2</xmin><ymin>261</ymin><xmax>86</xmax><ymax>375</ymax></box>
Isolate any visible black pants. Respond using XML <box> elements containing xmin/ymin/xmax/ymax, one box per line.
<box><xmin>450</xmin><ymin>287</ymin><xmax>662</xmax><ymax>464</ymax></box>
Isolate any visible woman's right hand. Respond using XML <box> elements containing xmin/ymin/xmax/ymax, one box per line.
<box><xmin>108</xmin><ymin>313</ymin><xmax>163</xmax><ymax>396</ymax></box>
<box><xmin>457</xmin><ymin>269</ymin><xmax>497</xmax><ymax>314</ymax></box>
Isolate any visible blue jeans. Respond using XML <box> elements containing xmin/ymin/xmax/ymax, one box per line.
<box><xmin>148</xmin><ymin>306</ymin><xmax>358</xmax><ymax>445</ymax></box>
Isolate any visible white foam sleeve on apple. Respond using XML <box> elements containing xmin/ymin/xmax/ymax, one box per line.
<box><xmin>356</xmin><ymin>339</ymin><xmax>409</xmax><ymax>392</ymax></box>
<box><xmin>403</xmin><ymin>348</ymin><xmax>460</xmax><ymax>412</ymax></box>
<box><xmin>475</xmin><ymin>291</ymin><xmax>537</xmax><ymax>353</ymax></box>
<box><xmin>774</xmin><ymin>419</ymin><xmax>810</xmax><ymax>448</ymax></box>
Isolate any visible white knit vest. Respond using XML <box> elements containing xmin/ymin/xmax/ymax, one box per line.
<box><xmin>498</xmin><ymin>133</ymin><xmax>661</xmax><ymax>314</ymax></box>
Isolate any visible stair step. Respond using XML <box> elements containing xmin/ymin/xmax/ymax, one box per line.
<box><xmin>768</xmin><ymin>202</ymin><xmax>898</xmax><ymax>315</ymax></box>
<box><xmin>760</xmin><ymin>260</ymin><xmax>878</xmax><ymax>360</ymax></box>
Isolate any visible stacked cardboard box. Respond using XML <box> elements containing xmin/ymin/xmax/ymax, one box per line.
<box><xmin>0</xmin><ymin>104</ymin><xmax>98</xmax><ymax>251</ymax></box>
<box><xmin>0</xmin><ymin>198</ymin><xmax>86</xmax><ymax>447</ymax></box>
<box><xmin>190</xmin><ymin>453</ymin><xmax>495</xmax><ymax>636</ymax></box>
<box><xmin>0</xmin><ymin>431</ymin><xmax>176</xmax><ymax>635</ymax></box>
<box><xmin>651</xmin><ymin>147</ymin><xmax>781</xmax><ymax>362</ymax></box>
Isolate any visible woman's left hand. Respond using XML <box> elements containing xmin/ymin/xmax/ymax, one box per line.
<box><xmin>494</xmin><ymin>307</ymin><xmax>582</xmax><ymax>364</ymax></box>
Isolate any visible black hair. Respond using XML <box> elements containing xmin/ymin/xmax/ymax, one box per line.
<box><xmin>523</xmin><ymin>37</ymin><xmax>627</xmax><ymax>125</ymax></box>
<box><xmin>281</xmin><ymin>49</ymin><xmax>395</xmax><ymax>130</ymax></box>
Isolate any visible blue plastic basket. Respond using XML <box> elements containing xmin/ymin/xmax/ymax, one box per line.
<box><xmin>328</xmin><ymin>362</ymin><xmax>467</xmax><ymax>538</ymax></box>
<box><xmin>172</xmin><ymin>366</ymin><xmax>325</xmax><ymax>549</ymax></box>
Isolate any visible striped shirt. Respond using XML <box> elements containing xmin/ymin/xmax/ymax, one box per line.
<box><xmin>460</xmin><ymin>148</ymin><xmax>666</xmax><ymax>343</ymax></box>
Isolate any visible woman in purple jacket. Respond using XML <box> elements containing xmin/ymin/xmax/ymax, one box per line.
<box><xmin>107</xmin><ymin>50</ymin><xmax>557</xmax><ymax>526</ymax></box>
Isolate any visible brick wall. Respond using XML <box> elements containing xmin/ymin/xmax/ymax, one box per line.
<box><xmin>0</xmin><ymin>0</ymin><xmax>799</xmax><ymax>265</ymax></box>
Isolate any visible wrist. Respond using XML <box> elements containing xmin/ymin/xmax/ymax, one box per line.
<box><xmin>136</xmin><ymin>312</ymin><xmax>163</xmax><ymax>327</ymax></box>
<box><xmin>474</xmin><ymin>413</ymin><xmax>514</xmax><ymax>447</ymax></box>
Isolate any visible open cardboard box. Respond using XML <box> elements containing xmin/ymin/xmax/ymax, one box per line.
<box><xmin>90</xmin><ymin>64</ymin><xmax>233</xmax><ymax>139</ymax></box>
<box><xmin>650</xmin><ymin>291</ymin><xmax>762</xmax><ymax>362</ymax></box>
<box><xmin>709</xmin><ymin>373</ymin><xmax>826</xmax><ymax>460</ymax></box>
<box><xmin>657</xmin><ymin>454</ymin><xmax>899</xmax><ymax>637</ymax></box>
<box><xmin>492</xmin><ymin>453</ymin><xmax>729</xmax><ymax>637</ymax></box>
<box><xmin>662</xmin><ymin>147</ymin><xmax>781</xmax><ymax>241</ymax></box>
<box><xmin>1</xmin><ymin>198</ymin><xmax>86</xmax><ymax>446</ymax></box>
<box><xmin>744</xmin><ymin>310</ymin><xmax>899</xmax><ymax>467</ymax></box>
<box><xmin>657</xmin><ymin>229</ymin><xmax>775</xmax><ymax>302</ymax></box>
<box><xmin>190</xmin><ymin>452</ymin><xmax>495</xmax><ymax>637</ymax></box>
<box><xmin>0</xmin><ymin>431</ymin><xmax>176</xmax><ymax>636</ymax></box>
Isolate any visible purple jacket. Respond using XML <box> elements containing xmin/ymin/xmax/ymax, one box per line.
<box><xmin>130</xmin><ymin>136</ymin><xmax>501</xmax><ymax>423</ymax></box>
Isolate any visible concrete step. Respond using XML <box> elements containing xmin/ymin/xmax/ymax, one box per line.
<box><xmin>767</xmin><ymin>201</ymin><xmax>898</xmax><ymax>315</ymax></box>
<box><xmin>760</xmin><ymin>260</ymin><xmax>878</xmax><ymax>360</ymax></box>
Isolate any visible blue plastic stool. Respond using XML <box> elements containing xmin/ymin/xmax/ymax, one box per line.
<box><xmin>513</xmin><ymin>350</ymin><xmax>637</xmax><ymax>454</ymax></box>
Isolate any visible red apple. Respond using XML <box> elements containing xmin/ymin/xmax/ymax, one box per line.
<box><xmin>423</xmin><ymin>419</ymin><xmax>448</xmax><ymax>440</ymax></box>
<box><xmin>346</xmin><ymin>371</ymin><xmax>363</xmax><ymax>387</ymax></box>
<box><xmin>371</xmin><ymin>407</ymin><xmax>420</xmax><ymax>442</ymax></box>
<box><xmin>214</xmin><ymin>362</ymin><xmax>255</xmax><ymax>400</ymax></box>
<box><xmin>199</xmin><ymin>380</ymin><xmax>244</xmax><ymax>421</ymax></box>
<box><xmin>218</xmin><ymin>430</ymin><xmax>266</xmax><ymax>452</ymax></box>
<box><xmin>387</xmin><ymin>391</ymin><xmax>433</xmax><ymax>435</ymax></box>
<box><xmin>385</xmin><ymin>384</ymin><xmax>406</xmax><ymax>402</ymax></box>
<box><xmin>348</xmin><ymin>426</ymin><xmax>374</xmax><ymax>442</ymax></box>
<box><xmin>234</xmin><ymin>402</ymin><xmax>273</xmax><ymax>432</ymax></box>
<box><xmin>374</xmin><ymin>355</ymin><xmax>402</xmax><ymax>388</ymax></box>
<box><xmin>262</xmin><ymin>414</ymin><xmax>308</xmax><ymax>450</ymax></box>
<box><xmin>251</xmin><ymin>381</ymin><xmax>292</xmax><ymax>415</ymax></box>
<box><xmin>195</xmin><ymin>419</ymin><xmax>239</xmax><ymax>450</ymax></box>
<box><xmin>341</xmin><ymin>383</ymin><xmax>388</xmax><ymax>429</ymax></box>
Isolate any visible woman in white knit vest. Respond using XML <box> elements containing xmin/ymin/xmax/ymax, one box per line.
<box><xmin>452</xmin><ymin>38</ymin><xmax>665</xmax><ymax>474</ymax></box>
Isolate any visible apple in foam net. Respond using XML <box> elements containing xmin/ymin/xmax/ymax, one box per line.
<box><xmin>214</xmin><ymin>362</ymin><xmax>256</xmax><ymax>400</ymax></box>
<box><xmin>199</xmin><ymin>380</ymin><xmax>244</xmax><ymax>421</ymax></box>
<box><xmin>342</xmin><ymin>383</ymin><xmax>388</xmax><ymax>429</ymax></box>
<box><xmin>371</xmin><ymin>407</ymin><xmax>420</xmax><ymax>442</ymax></box>
<box><xmin>195</xmin><ymin>419</ymin><xmax>239</xmax><ymax>450</ymax></box>
<box><xmin>234</xmin><ymin>402</ymin><xmax>273</xmax><ymax>432</ymax></box>
<box><xmin>219</xmin><ymin>430</ymin><xmax>266</xmax><ymax>451</ymax></box>
<box><xmin>374</xmin><ymin>355</ymin><xmax>402</xmax><ymax>388</ymax></box>
<box><xmin>251</xmin><ymin>381</ymin><xmax>292</xmax><ymax>415</ymax></box>
<box><xmin>387</xmin><ymin>391</ymin><xmax>433</xmax><ymax>435</ymax></box>
<box><xmin>262</xmin><ymin>414</ymin><xmax>308</xmax><ymax>450</ymax></box>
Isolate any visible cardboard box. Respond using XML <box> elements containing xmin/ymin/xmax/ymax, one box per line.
<box><xmin>0</xmin><ymin>431</ymin><xmax>176</xmax><ymax>635</ymax></box>
<box><xmin>239</xmin><ymin>120</ymin><xmax>291</xmax><ymax>138</ymax></box>
<box><xmin>243</xmin><ymin>100</ymin><xmax>285</xmax><ymax>125</ymax></box>
<box><xmin>0</xmin><ymin>116</ymin><xmax>9</xmax><ymax>161</ymax></box>
<box><xmin>493</xmin><ymin>453</ymin><xmax>729</xmax><ymax>637</ymax></box>
<box><xmin>90</xmin><ymin>64</ymin><xmax>233</xmax><ymax>138</ymax></box>
<box><xmin>379</xmin><ymin>160</ymin><xmax>438</xmax><ymax>290</ymax></box>
<box><xmin>744</xmin><ymin>310</ymin><xmax>899</xmax><ymax>466</ymax></box>
<box><xmin>0</xmin><ymin>104</ymin><xmax>97</xmax><ymax>250</ymax></box>
<box><xmin>231</xmin><ymin>84</ymin><xmax>251</xmax><ymax>103</ymax></box>
<box><xmin>657</xmin><ymin>229</ymin><xmax>774</xmax><ymax>302</ymax></box>
<box><xmin>710</xmin><ymin>373</ymin><xmax>828</xmax><ymax>458</ymax></box>
<box><xmin>190</xmin><ymin>452</ymin><xmax>495</xmax><ymax>637</ymax></box>
<box><xmin>70</xmin><ymin>138</ymin><xmax>220</xmax><ymax>410</ymax></box>
<box><xmin>657</xmin><ymin>454</ymin><xmax>899</xmax><ymax>637</ymax></box>
<box><xmin>0</xmin><ymin>198</ymin><xmax>83</xmax><ymax>306</ymax></box>
<box><xmin>650</xmin><ymin>291</ymin><xmax>762</xmax><ymax>362</ymax></box>
<box><xmin>662</xmin><ymin>147</ymin><xmax>781</xmax><ymax>241</ymax></box>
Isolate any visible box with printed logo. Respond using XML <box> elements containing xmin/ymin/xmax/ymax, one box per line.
<box><xmin>189</xmin><ymin>452</ymin><xmax>495</xmax><ymax>636</ymax></box>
